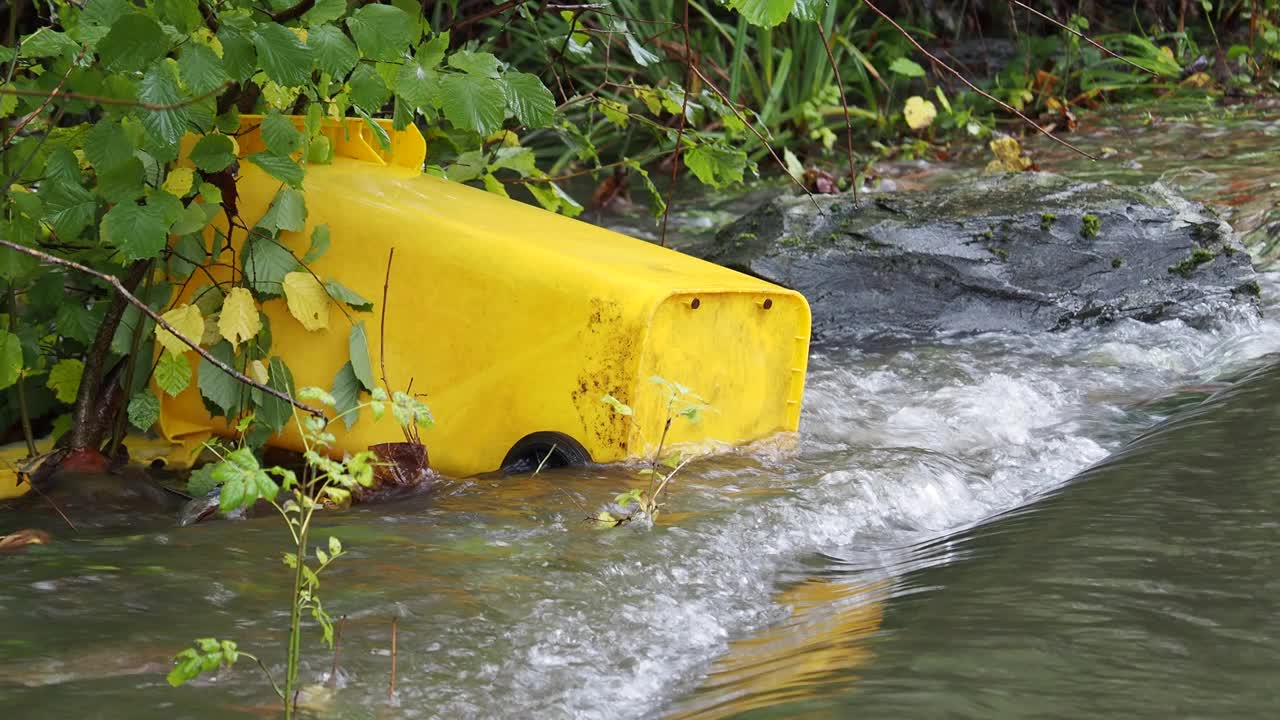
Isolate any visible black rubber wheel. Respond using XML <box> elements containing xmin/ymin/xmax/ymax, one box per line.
<box><xmin>501</xmin><ymin>432</ymin><xmax>591</xmax><ymax>473</ymax></box>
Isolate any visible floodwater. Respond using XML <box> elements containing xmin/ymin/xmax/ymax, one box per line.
<box><xmin>2</xmin><ymin>102</ymin><xmax>1280</xmax><ymax>719</ymax></box>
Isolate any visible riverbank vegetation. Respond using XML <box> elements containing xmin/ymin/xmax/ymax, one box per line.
<box><xmin>1</xmin><ymin>1</ymin><xmax>1275</xmax><ymax>474</ymax></box>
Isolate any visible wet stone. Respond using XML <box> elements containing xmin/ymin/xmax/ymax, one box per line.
<box><xmin>694</xmin><ymin>173</ymin><xmax>1261</xmax><ymax>343</ymax></box>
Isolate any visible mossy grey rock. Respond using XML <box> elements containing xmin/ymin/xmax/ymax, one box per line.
<box><xmin>700</xmin><ymin>174</ymin><xmax>1260</xmax><ymax>342</ymax></box>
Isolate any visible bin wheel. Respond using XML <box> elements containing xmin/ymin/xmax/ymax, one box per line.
<box><xmin>501</xmin><ymin>432</ymin><xmax>591</xmax><ymax>473</ymax></box>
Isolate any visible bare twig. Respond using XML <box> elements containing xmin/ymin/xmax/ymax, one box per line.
<box><xmin>6</xmin><ymin>292</ymin><xmax>36</xmax><ymax>457</ymax></box>
<box><xmin>28</xmin><ymin>481</ymin><xmax>77</xmax><ymax>532</ymax></box>
<box><xmin>860</xmin><ymin>0</ymin><xmax>1097</xmax><ymax>161</ymax></box>
<box><xmin>0</xmin><ymin>237</ymin><xmax>323</xmax><ymax>417</ymax></box>
<box><xmin>327</xmin><ymin>615</ymin><xmax>346</xmax><ymax>689</ymax></box>
<box><xmin>1011</xmin><ymin>1</ymin><xmax>1157</xmax><ymax>76</ymax></box>
<box><xmin>389</xmin><ymin>616</ymin><xmax>398</xmax><ymax>703</ymax></box>
<box><xmin>815</xmin><ymin>21</ymin><xmax>859</xmax><ymax>202</ymax></box>
<box><xmin>532</xmin><ymin>443</ymin><xmax>559</xmax><ymax>476</ymax></box>
<box><xmin>658</xmin><ymin>0</ymin><xmax>694</xmax><ymax>248</ymax></box>
<box><xmin>448</xmin><ymin>0</ymin><xmax>530</xmax><ymax>29</ymax></box>
<box><xmin>0</xmin><ymin>82</ymin><xmax>230</xmax><ymax>111</ymax></box>
<box><xmin>379</xmin><ymin>248</ymin><xmax>395</xmax><ymax>399</ymax></box>
<box><xmin>2</xmin><ymin>45</ymin><xmax>86</xmax><ymax>147</ymax></box>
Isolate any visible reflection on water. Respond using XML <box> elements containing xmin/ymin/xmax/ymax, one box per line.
<box><xmin>2</xmin><ymin>106</ymin><xmax>1280</xmax><ymax>719</ymax></box>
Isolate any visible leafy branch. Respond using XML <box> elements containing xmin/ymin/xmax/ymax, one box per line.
<box><xmin>0</xmin><ymin>238</ymin><xmax>323</xmax><ymax>417</ymax></box>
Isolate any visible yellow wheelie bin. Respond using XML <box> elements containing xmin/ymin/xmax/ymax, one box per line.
<box><xmin>156</xmin><ymin>116</ymin><xmax>810</xmax><ymax>477</ymax></box>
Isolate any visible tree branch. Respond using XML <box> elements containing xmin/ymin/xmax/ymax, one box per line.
<box><xmin>0</xmin><ymin>82</ymin><xmax>230</xmax><ymax>111</ymax></box>
<box><xmin>2</xmin><ymin>45</ymin><xmax>86</xmax><ymax>147</ymax></box>
<box><xmin>860</xmin><ymin>0</ymin><xmax>1097</xmax><ymax>161</ymax></box>
<box><xmin>815</xmin><ymin>21</ymin><xmax>859</xmax><ymax>202</ymax></box>
<box><xmin>271</xmin><ymin>0</ymin><xmax>317</xmax><ymax>24</ymax></box>
<box><xmin>0</xmin><ymin>238</ymin><xmax>323</xmax><ymax>417</ymax></box>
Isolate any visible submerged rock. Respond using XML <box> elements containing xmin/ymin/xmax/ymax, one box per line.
<box><xmin>699</xmin><ymin>174</ymin><xmax>1261</xmax><ymax>342</ymax></box>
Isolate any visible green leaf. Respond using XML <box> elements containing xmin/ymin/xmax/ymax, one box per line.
<box><xmin>303</xmin><ymin>224</ymin><xmax>330</xmax><ymax>263</ymax></box>
<box><xmin>242</xmin><ymin>236</ymin><xmax>301</xmax><ymax>296</ymax></box>
<box><xmin>44</xmin><ymin>147</ymin><xmax>81</xmax><ymax>186</ymax></box>
<box><xmin>21</xmin><ymin>28</ymin><xmax>79</xmax><ymax>59</ymax></box>
<box><xmin>156</xmin><ymin>351</ymin><xmax>192</xmax><ymax>397</ymax></box>
<box><xmin>684</xmin><ymin>145</ymin><xmax>749</xmax><ymax>189</ymax></box>
<box><xmin>254</xmin><ymin>357</ymin><xmax>295</xmax><ymax>433</ymax></box>
<box><xmin>127</xmin><ymin>390</ymin><xmax>161</xmax><ymax>431</ymax></box>
<box><xmin>247</xmin><ymin>151</ymin><xmax>304</xmax><ymax>187</ymax></box>
<box><xmin>492</xmin><ymin>146</ymin><xmax>537</xmax><ymax>175</ymax></box>
<box><xmin>84</xmin><ymin>120</ymin><xmax>134</xmax><ymax>173</ymax></box>
<box><xmin>198</xmin><ymin>341</ymin><xmax>241</xmax><ymax>417</ymax></box>
<box><xmin>349</xmin><ymin>321</ymin><xmax>375</xmax><ymax>391</ymax></box>
<box><xmin>262</xmin><ymin>111</ymin><xmax>303</xmax><ymax>156</ymax></box>
<box><xmin>448</xmin><ymin>50</ymin><xmax>500</xmax><ymax>78</ymax></box>
<box><xmin>96</xmin><ymin>13</ymin><xmax>168</xmax><ymax>72</ymax></box>
<box><xmin>790</xmin><ymin>0</ymin><xmax>824</xmax><ymax>21</ymax></box>
<box><xmin>601</xmin><ymin>393</ymin><xmax>633</xmax><ymax>416</ymax></box>
<box><xmin>324</xmin><ymin>279</ymin><xmax>372</xmax><ymax>311</ymax></box>
<box><xmin>331</xmin><ymin>361</ymin><xmax>360</xmax><ymax>430</ymax></box>
<box><xmin>304</xmin><ymin>0</ymin><xmax>349</xmax><ymax>25</ymax></box>
<box><xmin>439</xmin><ymin>74</ymin><xmax>506</xmax><ymax>136</ymax></box>
<box><xmin>308</xmin><ymin>24</ymin><xmax>358</xmax><ymax>78</ymax></box>
<box><xmin>889</xmin><ymin>57</ymin><xmax>926</xmax><ymax>78</ymax></box>
<box><xmin>349</xmin><ymin>64</ymin><xmax>391</xmax><ymax>113</ymax></box>
<box><xmin>189</xmin><ymin>134</ymin><xmax>237</xmax><ymax>172</ymax></box>
<box><xmin>217</xmin><ymin>26</ymin><xmax>256</xmax><ymax>83</ymax></box>
<box><xmin>102</xmin><ymin>201</ymin><xmax>170</xmax><ymax>261</ymax></box>
<box><xmin>614</xmin><ymin>21</ymin><xmax>660</xmax><ymax>66</ymax></box>
<box><xmin>346</xmin><ymin>4</ymin><xmax>415</xmax><ymax>62</ymax></box>
<box><xmin>169</xmin><ymin>232</ymin><xmax>207</xmax><ymax>278</ymax></box>
<box><xmin>503</xmin><ymin>72</ymin><xmax>554</xmax><ymax>128</ymax></box>
<box><xmin>41</xmin><ymin>179</ymin><xmax>98</xmax><ymax>240</ymax></box>
<box><xmin>170</xmin><ymin>203</ymin><xmax>218</xmax><ymax>236</ymax></box>
<box><xmin>254</xmin><ymin>23</ymin><xmax>314</xmax><ymax>87</ymax></box>
<box><xmin>47</xmin><ymin>358</ymin><xmax>84</xmax><ymax>404</ymax></box>
<box><xmin>139</xmin><ymin>61</ymin><xmax>190</xmax><ymax>153</ymax></box>
<box><xmin>179</xmin><ymin>43</ymin><xmax>229</xmax><ymax>95</ymax></box>
<box><xmin>353</xmin><ymin>107</ymin><xmax>391</xmax><ymax>152</ymax></box>
<box><xmin>417</xmin><ymin>32</ymin><xmax>450</xmax><ymax>68</ymax></box>
<box><xmin>187</xmin><ymin>463</ymin><xmax>219</xmax><ymax>496</ymax></box>
<box><xmin>96</xmin><ymin>157</ymin><xmax>146</xmax><ymax>203</ymax></box>
<box><xmin>215</xmin><ymin>447</ymin><xmax>279</xmax><ymax>511</ymax></box>
<box><xmin>0</xmin><ymin>329</ymin><xmax>21</xmax><ymax>391</ymax></box>
<box><xmin>55</xmin><ymin>302</ymin><xmax>98</xmax><ymax>345</ymax></box>
<box><xmin>395</xmin><ymin>58</ymin><xmax>440</xmax><ymax>110</ymax></box>
<box><xmin>728</xmin><ymin>0</ymin><xmax>798</xmax><ymax>28</ymax></box>
<box><xmin>260</xmin><ymin>187</ymin><xmax>307</xmax><ymax>233</ymax></box>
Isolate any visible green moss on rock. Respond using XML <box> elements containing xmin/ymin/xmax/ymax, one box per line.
<box><xmin>1081</xmin><ymin>213</ymin><xmax>1101</xmax><ymax>238</ymax></box>
<box><xmin>1168</xmin><ymin>247</ymin><xmax>1216</xmax><ymax>277</ymax></box>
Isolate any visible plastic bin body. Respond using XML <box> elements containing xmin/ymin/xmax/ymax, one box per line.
<box><xmin>157</xmin><ymin>117</ymin><xmax>810</xmax><ymax>476</ymax></box>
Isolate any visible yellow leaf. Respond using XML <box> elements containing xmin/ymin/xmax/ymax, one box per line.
<box><xmin>249</xmin><ymin>359</ymin><xmax>269</xmax><ymax>385</ymax></box>
<box><xmin>282</xmin><ymin>272</ymin><xmax>330</xmax><ymax>331</ymax></box>
<box><xmin>1180</xmin><ymin>72</ymin><xmax>1213</xmax><ymax>89</ymax></box>
<box><xmin>986</xmin><ymin>137</ymin><xmax>1033</xmax><ymax>174</ymax></box>
<box><xmin>162</xmin><ymin>167</ymin><xmax>195</xmax><ymax>197</ymax></box>
<box><xmin>155</xmin><ymin>304</ymin><xmax>204</xmax><ymax>357</ymax></box>
<box><xmin>193</xmin><ymin>28</ymin><xmax>224</xmax><ymax>58</ymax></box>
<box><xmin>218</xmin><ymin>287</ymin><xmax>261</xmax><ymax>349</ymax></box>
<box><xmin>46</xmin><ymin>359</ymin><xmax>84</xmax><ymax>404</ymax></box>
<box><xmin>903</xmin><ymin>96</ymin><xmax>937</xmax><ymax>130</ymax></box>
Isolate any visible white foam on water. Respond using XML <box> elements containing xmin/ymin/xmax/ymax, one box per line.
<box><xmin>354</xmin><ymin>276</ymin><xmax>1280</xmax><ymax>720</ymax></box>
